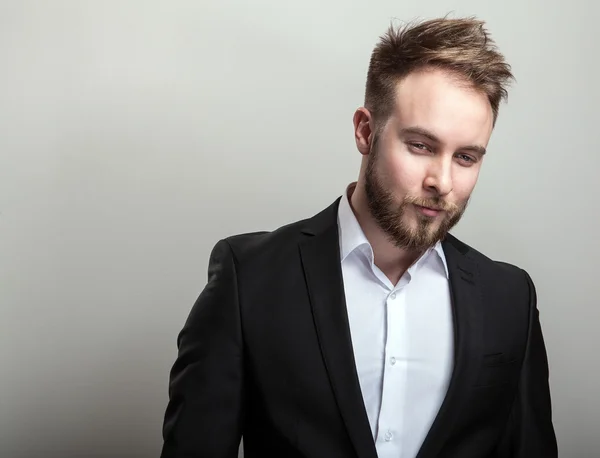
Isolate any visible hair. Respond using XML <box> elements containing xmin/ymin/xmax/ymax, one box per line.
<box><xmin>365</xmin><ymin>17</ymin><xmax>514</xmax><ymax>128</ymax></box>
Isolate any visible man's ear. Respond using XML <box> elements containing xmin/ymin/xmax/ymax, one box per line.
<box><xmin>353</xmin><ymin>107</ymin><xmax>375</xmax><ymax>156</ymax></box>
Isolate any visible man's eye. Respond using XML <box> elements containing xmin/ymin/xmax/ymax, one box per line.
<box><xmin>410</xmin><ymin>143</ymin><xmax>429</xmax><ymax>151</ymax></box>
<box><xmin>457</xmin><ymin>154</ymin><xmax>476</xmax><ymax>164</ymax></box>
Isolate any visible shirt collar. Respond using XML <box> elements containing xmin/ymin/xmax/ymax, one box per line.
<box><xmin>337</xmin><ymin>183</ymin><xmax>449</xmax><ymax>279</ymax></box>
<box><xmin>338</xmin><ymin>184</ymin><xmax>371</xmax><ymax>262</ymax></box>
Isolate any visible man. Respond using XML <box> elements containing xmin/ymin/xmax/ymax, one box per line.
<box><xmin>160</xmin><ymin>17</ymin><xmax>558</xmax><ymax>458</ymax></box>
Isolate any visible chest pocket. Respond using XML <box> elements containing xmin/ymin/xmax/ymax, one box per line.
<box><xmin>473</xmin><ymin>353</ymin><xmax>519</xmax><ymax>388</ymax></box>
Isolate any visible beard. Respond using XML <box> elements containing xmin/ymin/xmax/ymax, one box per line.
<box><xmin>364</xmin><ymin>136</ymin><xmax>469</xmax><ymax>251</ymax></box>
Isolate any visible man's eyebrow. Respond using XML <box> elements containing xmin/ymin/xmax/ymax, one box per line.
<box><xmin>399</xmin><ymin>126</ymin><xmax>487</xmax><ymax>156</ymax></box>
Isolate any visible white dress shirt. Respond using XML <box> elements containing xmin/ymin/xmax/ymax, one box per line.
<box><xmin>337</xmin><ymin>185</ymin><xmax>454</xmax><ymax>458</ymax></box>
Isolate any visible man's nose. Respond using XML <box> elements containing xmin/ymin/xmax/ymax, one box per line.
<box><xmin>423</xmin><ymin>157</ymin><xmax>453</xmax><ymax>196</ymax></box>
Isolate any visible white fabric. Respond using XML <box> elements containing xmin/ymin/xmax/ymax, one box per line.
<box><xmin>337</xmin><ymin>185</ymin><xmax>454</xmax><ymax>458</ymax></box>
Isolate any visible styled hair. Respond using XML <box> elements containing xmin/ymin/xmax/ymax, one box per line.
<box><xmin>365</xmin><ymin>17</ymin><xmax>514</xmax><ymax>127</ymax></box>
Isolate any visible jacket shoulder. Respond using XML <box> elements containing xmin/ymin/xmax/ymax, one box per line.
<box><xmin>218</xmin><ymin>216</ymin><xmax>313</xmax><ymax>264</ymax></box>
<box><xmin>447</xmin><ymin>234</ymin><xmax>530</xmax><ymax>284</ymax></box>
<box><xmin>218</xmin><ymin>198</ymin><xmax>340</xmax><ymax>265</ymax></box>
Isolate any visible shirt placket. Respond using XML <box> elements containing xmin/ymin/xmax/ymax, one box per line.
<box><xmin>376</xmin><ymin>278</ymin><xmax>410</xmax><ymax>457</ymax></box>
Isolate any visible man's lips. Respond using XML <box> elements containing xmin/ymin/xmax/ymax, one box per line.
<box><xmin>414</xmin><ymin>204</ymin><xmax>443</xmax><ymax>216</ymax></box>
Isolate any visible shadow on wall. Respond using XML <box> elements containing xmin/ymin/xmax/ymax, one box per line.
<box><xmin>10</xmin><ymin>338</ymin><xmax>167</xmax><ymax>458</ymax></box>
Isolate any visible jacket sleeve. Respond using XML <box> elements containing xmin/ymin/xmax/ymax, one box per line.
<box><xmin>161</xmin><ymin>239</ymin><xmax>244</xmax><ymax>458</ymax></box>
<box><xmin>494</xmin><ymin>269</ymin><xmax>558</xmax><ymax>457</ymax></box>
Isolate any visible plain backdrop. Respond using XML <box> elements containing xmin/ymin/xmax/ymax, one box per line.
<box><xmin>0</xmin><ymin>1</ymin><xmax>598</xmax><ymax>457</ymax></box>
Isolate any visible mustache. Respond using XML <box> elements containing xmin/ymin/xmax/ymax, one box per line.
<box><xmin>404</xmin><ymin>195</ymin><xmax>461</xmax><ymax>213</ymax></box>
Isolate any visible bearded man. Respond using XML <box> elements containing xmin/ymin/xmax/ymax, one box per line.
<box><xmin>160</xmin><ymin>17</ymin><xmax>558</xmax><ymax>458</ymax></box>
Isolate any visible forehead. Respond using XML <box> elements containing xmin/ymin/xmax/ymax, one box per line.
<box><xmin>389</xmin><ymin>69</ymin><xmax>494</xmax><ymax>146</ymax></box>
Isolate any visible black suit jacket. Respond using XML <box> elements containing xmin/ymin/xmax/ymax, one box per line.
<box><xmin>161</xmin><ymin>198</ymin><xmax>557</xmax><ymax>458</ymax></box>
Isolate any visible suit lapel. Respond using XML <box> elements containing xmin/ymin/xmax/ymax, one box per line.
<box><xmin>416</xmin><ymin>235</ymin><xmax>484</xmax><ymax>458</ymax></box>
<box><xmin>298</xmin><ymin>199</ymin><xmax>378</xmax><ymax>458</ymax></box>
<box><xmin>297</xmin><ymin>200</ymin><xmax>484</xmax><ymax>458</ymax></box>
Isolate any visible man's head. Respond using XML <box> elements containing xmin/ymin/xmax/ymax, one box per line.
<box><xmin>353</xmin><ymin>17</ymin><xmax>513</xmax><ymax>251</ymax></box>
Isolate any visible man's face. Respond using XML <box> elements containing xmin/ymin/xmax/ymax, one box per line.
<box><xmin>364</xmin><ymin>69</ymin><xmax>494</xmax><ymax>251</ymax></box>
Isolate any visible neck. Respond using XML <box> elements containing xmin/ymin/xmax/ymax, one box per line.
<box><xmin>348</xmin><ymin>181</ymin><xmax>423</xmax><ymax>284</ymax></box>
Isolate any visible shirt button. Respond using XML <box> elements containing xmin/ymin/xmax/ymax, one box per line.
<box><xmin>385</xmin><ymin>431</ymin><xmax>393</xmax><ymax>442</ymax></box>
<box><xmin>390</xmin><ymin>292</ymin><xmax>396</xmax><ymax>300</ymax></box>
<box><xmin>390</xmin><ymin>356</ymin><xmax>397</xmax><ymax>365</ymax></box>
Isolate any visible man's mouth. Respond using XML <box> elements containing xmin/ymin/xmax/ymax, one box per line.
<box><xmin>415</xmin><ymin>204</ymin><xmax>443</xmax><ymax>217</ymax></box>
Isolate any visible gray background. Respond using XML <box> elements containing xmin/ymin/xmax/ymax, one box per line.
<box><xmin>1</xmin><ymin>1</ymin><xmax>598</xmax><ymax>457</ymax></box>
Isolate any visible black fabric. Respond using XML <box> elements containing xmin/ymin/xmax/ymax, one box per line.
<box><xmin>161</xmin><ymin>198</ymin><xmax>557</xmax><ymax>458</ymax></box>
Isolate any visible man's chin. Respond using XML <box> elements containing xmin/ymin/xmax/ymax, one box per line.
<box><xmin>411</xmin><ymin>224</ymin><xmax>448</xmax><ymax>249</ymax></box>
<box><xmin>407</xmin><ymin>213</ymin><xmax>442</xmax><ymax>231</ymax></box>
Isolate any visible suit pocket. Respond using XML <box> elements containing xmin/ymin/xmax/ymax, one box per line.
<box><xmin>474</xmin><ymin>353</ymin><xmax>518</xmax><ymax>387</ymax></box>
<box><xmin>481</xmin><ymin>352</ymin><xmax>517</xmax><ymax>367</ymax></box>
